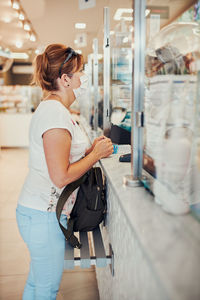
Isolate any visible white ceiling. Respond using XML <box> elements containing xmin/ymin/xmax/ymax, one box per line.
<box><xmin>0</xmin><ymin>0</ymin><xmax>132</xmax><ymax>61</ymax></box>
<box><xmin>0</xmin><ymin>0</ymin><xmax>196</xmax><ymax>62</ymax></box>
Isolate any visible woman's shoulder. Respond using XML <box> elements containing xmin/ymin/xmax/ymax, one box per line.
<box><xmin>36</xmin><ymin>100</ymin><xmax>71</xmax><ymax>116</ymax></box>
<box><xmin>30</xmin><ymin>100</ymin><xmax>74</xmax><ymax>137</ymax></box>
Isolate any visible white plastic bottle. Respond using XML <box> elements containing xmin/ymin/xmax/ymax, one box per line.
<box><xmin>158</xmin><ymin>127</ymin><xmax>190</xmax><ymax>214</ymax></box>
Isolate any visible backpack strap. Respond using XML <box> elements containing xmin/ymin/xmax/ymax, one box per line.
<box><xmin>56</xmin><ymin>173</ymin><xmax>87</xmax><ymax>249</ymax></box>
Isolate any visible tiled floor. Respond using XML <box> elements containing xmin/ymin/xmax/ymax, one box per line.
<box><xmin>0</xmin><ymin>148</ymin><xmax>100</xmax><ymax>300</ymax></box>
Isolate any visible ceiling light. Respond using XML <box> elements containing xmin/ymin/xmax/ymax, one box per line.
<box><xmin>74</xmin><ymin>39</ymin><xmax>78</xmax><ymax>44</ymax></box>
<box><xmin>19</xmin><ymin>12</ymin><xmax>25</xmax><ymax>20</ymax></box>
<box><xmin>24</xmin><ymin>22</ymin><xmax>31</xmax><ymax>31</ymax></box>
<box><xmin>75</xmin><ymin>23</ymin><xmax>86</xmax><ymax>29</ymax></box>
<box><xmin>114</xmin><ymin>8</ymin><xmax>150</xmax><ymax>21</ymax></box>
<box><xmin>30</xmin><ymin>33</ymin><xmax>36</xmax><ymax>42</ymax></box>
<box><xmin>15</xmin><ymin>41</ymin><xmax>23</xmax><ymax>48</ymax></box>
<box><xmin>76</xmin><ymin>49</ymin><xmax>82</xmax><ymax>54</ymax></box>
<box><xmin>12</xmin><ymin>1</ymin><xmax>20</xmax><ymax>10</ymax></box>
<box><xmin>0</xmin><ymin>49</ymin><xmax>11</xmax><ymax>58</ymax></box>
<box><xmin>3</xmin><ymin>17</ymin><xmax>11</xmax><ymax>23</ymax></box>
<box><xmin>145</xmin><ymin>9</ymin><xmax>150</xmax><ymax>17</ymax></box>
<box><xmin>110</xmin><ymin>31</ymin><xmax>114</xmax><ymax>35</ymax></box>
<box><xmin>122</xmin><ymin>37</ymin><xmax>129</xmax><ymax>43</ymax></box>
<box><xmin>114</xmin><ymin>8</ymin><xmax>133</xmax><ymax>21</ymax></box>
<box><xmin>11</xmin><ymin>52</ymin><xmax>28</xmax><ymax>59</ymax></box>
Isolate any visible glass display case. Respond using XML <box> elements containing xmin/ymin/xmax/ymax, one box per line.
<box><xmin>142</xmin><ymin>0</ymin><xmax>200</xmax><ymax>216</ymax></box>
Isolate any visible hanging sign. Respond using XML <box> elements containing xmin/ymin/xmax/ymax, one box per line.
<box><xmin>79</xmin><ymin>0</ymin><xmax>96</xmax><ymax>10</ymax></box>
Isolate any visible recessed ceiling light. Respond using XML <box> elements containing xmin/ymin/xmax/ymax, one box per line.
<box><xmin>110</xmin><ymin>31</ymin><xmax>114</xmax><ymax>35</ymax></box>
<box><xmin>24</xmin><ymin>24</ymin><xmax>31</xmax><ymax>31</ymax></box>
<box><xmin>24</xmin><ymin>22</ymin><xmax>31</xmax><ymax>31</ymax></box>
<box><xmin>15</xmin><ymin>41</ymin><xmax>23</xmax><ymax>48</ymax></box>
<box><xmin>12</xmin><ymin>1</ymin><xmax>20</xmax><ymax>10</ymax></box>
<box><xmin>11</xmin><ymin>52</ymin><xmax>29</xmax><ymax>59</ymax></box>
<box><xmin>19</xmin><ymin>12</ymin><xmax>25</xmax><ymax>20</ymax></box>
<box><xmin>114</xmin><ymin>8</ymin><xmax>151</xmax><ymax>21</ymax></box>
<box><xmin>145</xmin><ymin>9</ymin><xmax>150</xmax><ymax>17</ymax></box>
<box><xmin>75</xmin><ymin>23</ymin><xmax>86</xmax><ymax>29</ymax></box>
<box><xmin>30</xmin><ymin>34</ymin><xmax>36</xmax><ymax>42</ymax></box>
<box><xmin>74</xmin><ymin>39</ymin><xmax>78</xmax><ymax>44</ymax></box>
<box><xmin>114</xmin><ymin>8</ymin><xmax>133</xmax><ymax>21</ymax></box>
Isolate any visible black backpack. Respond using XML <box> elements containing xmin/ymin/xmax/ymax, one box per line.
<box><xmin>56</xmin><ymin>167</ymin><xmax>106</xmax><ymax>249</ymax></box>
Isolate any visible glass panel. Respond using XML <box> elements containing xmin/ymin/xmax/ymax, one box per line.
<box><xmin>143</xmin><ymin>0</ymin><xmax>200</xmax><ymax>216</ymax></box>
<box><xmin>109</xmin><ymin>19</ymin><xmax>132</xmax><ymax>135</ymax></box>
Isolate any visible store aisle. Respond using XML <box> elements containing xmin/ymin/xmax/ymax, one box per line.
<box><xmin>0</xmin><ymin>148</ymin><xmax>100</xmax><ymax>300</ymax></box>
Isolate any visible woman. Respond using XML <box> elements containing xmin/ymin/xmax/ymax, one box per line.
<box><xmin>16</xmin><ymin>44</ymin><xmax>113</xmax><ymax>300</ymax></box>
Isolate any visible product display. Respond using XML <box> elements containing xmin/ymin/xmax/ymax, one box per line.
<box><xmin>143</xmin><ymin>22</ymin><xmax>200</xmax><ymax>215</ymax></box>
<box><xmin>0</xmin><ymin>85</ymin><xmax>42</xmax><ymax>113</ymax></box>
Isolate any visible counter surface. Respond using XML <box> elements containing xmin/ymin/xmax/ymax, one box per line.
<box><xmin>81</xmin><ymin>118</ymin><xmax>200</xmax><ymax>300</ymax></box>
<box><xmin>100</xmin><ymin>153</ymin><xmax>200</xmax><ymax>300</ymax></box>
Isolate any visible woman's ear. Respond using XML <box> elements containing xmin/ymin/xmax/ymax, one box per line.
<box><xmin>60</xmin><ymin>74</ymin><xmax>71</xmax><ymax>88</ymax></box>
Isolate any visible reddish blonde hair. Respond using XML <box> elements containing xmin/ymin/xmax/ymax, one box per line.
<box><xmin>32</xmin><ymin>44</ymin><xmax>83</xmax><ymax>91</ymax></box>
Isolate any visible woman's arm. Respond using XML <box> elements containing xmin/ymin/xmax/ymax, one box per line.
<box><xmin>43</xmin><ymin>129</ymin><xmax>112</xmax><ymax>188</ymax></box>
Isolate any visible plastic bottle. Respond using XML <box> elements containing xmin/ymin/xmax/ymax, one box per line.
<box><xmin>156</xmin><ymin>127</ymin><xmax>191</xmax><ymax>214</ymax></box>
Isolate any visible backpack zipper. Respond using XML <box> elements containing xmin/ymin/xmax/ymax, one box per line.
<box><xmin>94</xmin><ymin>186</ymin><xmax>100</xmax><ymax>210</ymax></box>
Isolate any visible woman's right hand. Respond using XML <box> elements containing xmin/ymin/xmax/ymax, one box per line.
<box><xmin>93</xmin><ymin>137</ymin><xmax>113</xmax><ymax>159</ymax></box>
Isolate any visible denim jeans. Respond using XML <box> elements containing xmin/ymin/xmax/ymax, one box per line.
<box><xmin>16</xmin><ymin>204</ymin><xmax>67</xmax><ymax>300</ymax></box>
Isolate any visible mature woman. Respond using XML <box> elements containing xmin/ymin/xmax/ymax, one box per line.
<box><xmin>16</xmin><ymin>44</ymin><xmax>113</xmax><ymax>300</ymax></box>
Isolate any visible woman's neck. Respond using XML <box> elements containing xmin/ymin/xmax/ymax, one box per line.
<box><xmin>44</xmin><ymin>91</ymin><xmax>71</xmax><ymax>108</ymax></box>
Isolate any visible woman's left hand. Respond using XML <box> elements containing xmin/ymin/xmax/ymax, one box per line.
<box><xmin>91</xmin><ymin>135</ymin><xmax>107</xmax><ymax>150</ymax></box>
<box><xmin>85</xmin><ymin>135</ymin><xmax>108</xmax><ymax>156</ymax></box>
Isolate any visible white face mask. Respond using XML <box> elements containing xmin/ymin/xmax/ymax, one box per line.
<box><xmin>73</xmin><ymin>74</ymin><xmax>88</xmax><ymax>99</ymax></box>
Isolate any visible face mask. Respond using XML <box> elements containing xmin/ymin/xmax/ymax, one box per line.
<box><xmin>73</xmin><ymin>74</ymin><xmax>89</xmax><ymax>99</ymax></box>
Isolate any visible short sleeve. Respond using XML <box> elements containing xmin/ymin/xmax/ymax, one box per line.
<box><xmin>37</xmin><ymin>102</ymin><xmax>74</xmax><ymax>139</ymax></box>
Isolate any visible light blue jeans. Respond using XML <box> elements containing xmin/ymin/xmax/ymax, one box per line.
<box><xmin>16</xmin><ymin>204</ymin><xmax>67</xmax><ymax>300</ymax></box>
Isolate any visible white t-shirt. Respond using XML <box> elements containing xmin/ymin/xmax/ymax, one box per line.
<box><xmin>18</xmin><ymin>100</ymin><xmax>88</xmax><ymax>215</ymax></box>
